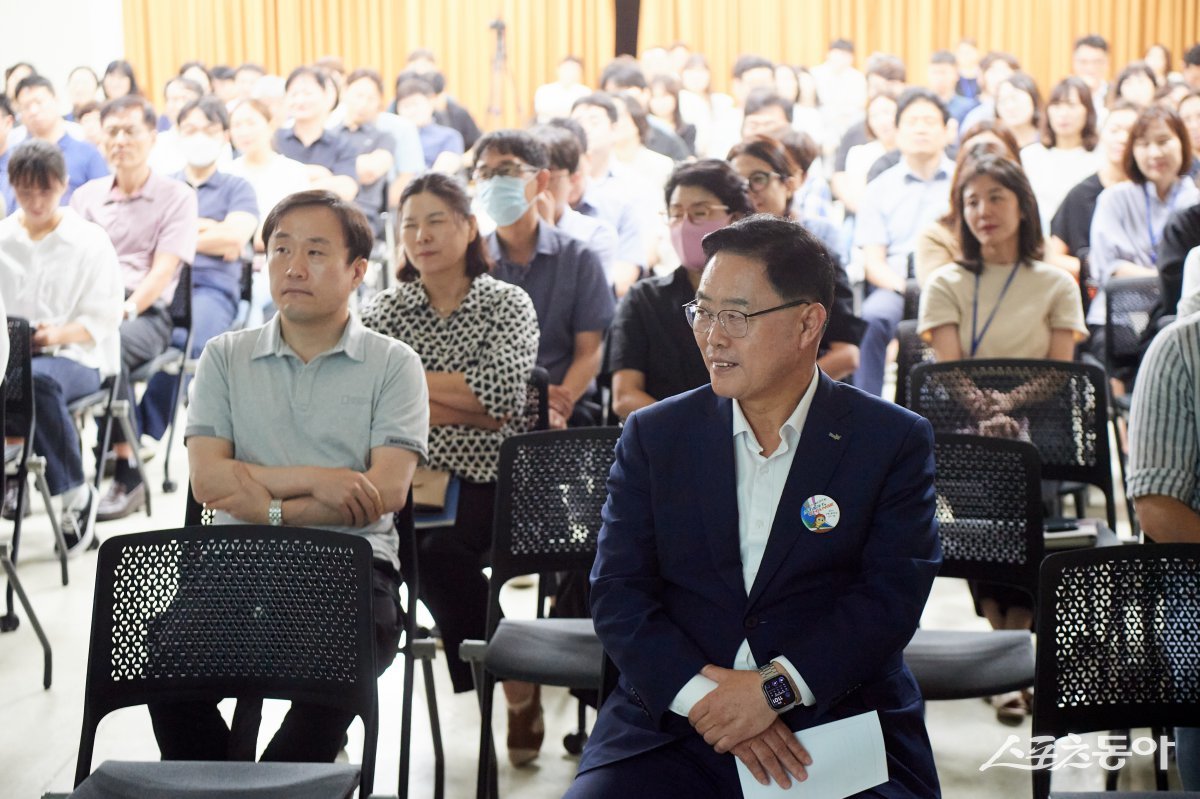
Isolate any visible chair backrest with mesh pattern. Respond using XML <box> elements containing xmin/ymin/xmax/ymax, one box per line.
<box><xmin>485</xmin><ymin>428</ymin><xmax>620</xmax><ymax>635</ymax></box>
<box><xmin>168</xmin><ymin>263</ymin><xmax>194</xmax><ymax>332</ymax></box>
<box><xmin>1105</xmin><ymin>275</ymin><xmax>1159</xmax><ymax>374</ymax></box>
<box><xmin>895</xmin><ymin>319</ymin><xmax>935</xmax><ymax>410</ymax></box>
<box><xmin>909</xmin><ymin>358</ymin><xmax>1115</xmax><ymax>527</ymax></box>
<box><xmin>76</xmin><ymin>525</ymin><xmax>377</xmax><ymax>787</ymax></box>
<box><xmin>933</xmin><ymin>434</ymin><xmax>1043</xmax><ymax>595</ymax></box>
<box><xmin>4</xmin><ymin>317</ymin><xmax>33</xmax><ymax>424</ymax></box>
<box><xmin>520</xmin><ymin>366</ymin><xmax>550</xmax><ymax>433</ymax></box>
<box><xmin>1031</xmin><ymin>544</ymin><xmax>1200</xmax><ymax>798</ymax></box>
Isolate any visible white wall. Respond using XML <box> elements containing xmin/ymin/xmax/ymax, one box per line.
<box><xmin>0</xmin><ymin>0</ymin><xmax>124</xmax><ymax>110</ymax></box>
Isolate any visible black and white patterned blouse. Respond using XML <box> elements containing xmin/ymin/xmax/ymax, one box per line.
<box><xmin>361</xmin><ymin>273</ymin><xmax>539</xmax><ymax>483</ymax></box>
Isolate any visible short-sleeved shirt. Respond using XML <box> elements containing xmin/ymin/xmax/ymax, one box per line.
<box><xmin>556</xmin><ymin>207</ymin><xmax>618</xmax><ymax>284</ymax></box>
<box><xmin>185</xmin><ymin>314</ymin><xmax>430</xmax><ymax>570</ymax></box>
<box><xmin>340</xmin><ymin>122</ymin><xmax>397</xmax><ymax>239</ymax></box>
<box><xmin>854</xmin><ymin>157</ymin><xmax>955</xmax><ymax>279</ymax></box>
<box><xmin>607</xmin><ymin>266</ymin><xmax>710</xmax><ymax>402</ymax></box>
<box><xmin>487</xmin><ymin>222</ymin><xmax>615</xmax><ymax>385</ymax></box>
<box><xmin>56</xmin><ymin>132</ymin><xmax>109</xmax><ymax>204</ymax></box>
<box><xmin>273</xmin><ymin>127</ymin><xmax>358</xmax><ymax>179</ymax></box>
<box><xmin>1020</xmin><ymin>144</ymin><xmax>1101</xmax><ymax>231</ymax></box>
<box><xmin>225</xmin><ymin>154</ymin><xmax>309</xmax><ymax>222</ymax></box>
<box><xmin>1050</xmin><ymin>173</ymin><xmax>1104</xmax><ymax>262</ymax></box>
<box><xmin>0</xmin><ymin>208</ymin><xmax>124</xmax><ymax>374</ymax></box>
<box><xmin>172</xmin><ymin>169</ymin><xmax>259</xmax><ymax>298</ymax></box>
<box><xmin>71</xmin><ymin>171</ymin><xmax>198</xmax><ymax>303</ymax></box>
<box><xmin>1128</xmin><ymin>313</ymin><xmax>1200</xmax><ymax>509</ymax></box>
<box><xmin>1087</xmin><ymin>177</ymin><xmax>1200</xmax><ymax>324</ymax></box>
<box><xmin>416</xmin><ymin>123</ymin><xmax>464</xmax><ymax>168</ymax></box>
<box><xmin>576</xmin><ymin>175</ymin><xmax>646</xmax><ymax>267</ymax></box>
<box><xmin>361</xmin><ymin>274</ymin><xmax>539</xmax><ymax>483</ymax></box>
<box><xmin>371</xmin><ymin>112</ymin><xmax>426</xmax><ymax>176</ymax></box>
<box><xmin>917</xmin><ymin>260</ymin><xmax>1088</xmax><ymax>358</ymax></box>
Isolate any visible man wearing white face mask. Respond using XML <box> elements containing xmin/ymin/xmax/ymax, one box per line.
<box><xmin>138</xmin><ymin>96</ymin><xmax>259</xmax><ymax>448</ymax></box>
<box><xmin>476</xmin><ymin>130</ymin><xmax>614</xmax><ymax>429</ymax></box>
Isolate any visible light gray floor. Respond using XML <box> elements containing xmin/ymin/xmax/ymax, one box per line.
<box><xmin>0</xmin><ymin>408</ymin><xmax>1181</xmax><ymax>798</ymax></box>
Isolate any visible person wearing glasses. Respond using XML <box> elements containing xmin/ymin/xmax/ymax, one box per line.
<box><xmin>608</xmin><ymin>160</ymin><xmax>752</xmax><ymax>420</ymax></box>
<box><xmin>727</xmin><ymin>136</ymin><xmax>866</xmax><ymax>380</ymax></box>
<box><xmin>476</xmin><ymin>130</ymin><xmax>614</xmax><ymax>428</ymax></box>
<box><xmin>568</xmin><ymin>214</ymin><xmax>941</xmax><ymax>797</ymax></box>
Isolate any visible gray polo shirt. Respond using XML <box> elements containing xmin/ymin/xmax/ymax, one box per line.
<box><xmin>185</xmin><ymin>314</ymin><xmax>429</xmax><ymax>569</ymax></box>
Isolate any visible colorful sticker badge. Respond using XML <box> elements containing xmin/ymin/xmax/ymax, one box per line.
<box><xmin>801</xmin><ymin>495</ymin><xmax>840</xmax><ymax>533</ymax></box>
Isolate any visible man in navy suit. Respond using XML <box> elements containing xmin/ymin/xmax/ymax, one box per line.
<box><xmin>567</xmin><ymin>215</ymin><xmax>942</xmax><ymax>797</ymax></box>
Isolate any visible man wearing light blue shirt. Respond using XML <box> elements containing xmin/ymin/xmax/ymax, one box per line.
<box><xmin>852</xmin><ymin>88</ymin><xmax>954</xmax><ymax>396</ymax></box>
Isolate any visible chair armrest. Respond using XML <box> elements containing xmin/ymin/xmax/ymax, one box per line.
<box><xmin>459</xmin><ymin>639</ymin><xmax>488</xmax><ymax>663</ymax></box>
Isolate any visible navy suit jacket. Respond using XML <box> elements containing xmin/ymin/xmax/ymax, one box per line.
<box><xmin>581</xmin><ymin>374</ymin><xmax>943</xmax><ymax>797</ymax></box>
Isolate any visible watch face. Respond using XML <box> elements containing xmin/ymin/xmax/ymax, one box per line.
<box><xmin>763</xmin><ymin>674</ymin><xmax>796</xmax><ymax>709</ymax></box>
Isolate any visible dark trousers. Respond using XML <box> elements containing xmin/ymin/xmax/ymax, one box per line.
<box><xmin>565</xmin><ymin>718</ymin><xmax>741</xmax><ymax>799</ymax></box>
<box><xmin>852</xmin><ymin>287</ymin><xmax>905</xmax><ymax>397</ymax></box>
<box><xmin>139</xmin><ymin>285</ymin><xmax>237</xmax><ymax>440</ymax></box>
<box><xmin>147</xmin><ymin>561</ymin><xmax>403</xmax><ymax>762</ymax></box>
<box><xmin>110</xmin><ymin>305</ymin><xmax>172</xmax><ymax>443</ymax></box>
<box><xmin>404</xmin><ymin>480</ymin><xmax>496</xmax><ymax>693</ymax></box>
<box><xmin>5</xmin><ymin>356</ymin><xmax>101</xmax><ymax>495</ymax></box>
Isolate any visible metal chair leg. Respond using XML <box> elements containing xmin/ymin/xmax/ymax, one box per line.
<box><xmin>2</xmin><ymin>546</ymin><xmax>51</xmax><ymax>688</ymax></box>
<box><xmin>422</xmin><ymin>655</ymin><xmax>445</xmax><ymax>799</ymax></box>
<box><xmin>32</xmin><ymin>466</ymin><xmax>68</xmax><ymax>585</ymax></box>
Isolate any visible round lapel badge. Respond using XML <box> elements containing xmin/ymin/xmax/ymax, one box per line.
<box><xmin>801</xmin><ymin>495</ymin><xmax>840</xmax><ymax>533</ymax></box>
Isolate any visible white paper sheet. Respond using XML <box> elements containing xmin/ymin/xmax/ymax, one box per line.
<box><xmin>735</xmin><ymin>710</ymin><xmax>889</xmax><ymax>798</ymax></box>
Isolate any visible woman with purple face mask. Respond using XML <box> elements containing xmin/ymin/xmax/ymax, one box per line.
<box><xmin>608</xmin><ymin>160</ymin><xmax>752</xmax><ymax>419</ymax></box>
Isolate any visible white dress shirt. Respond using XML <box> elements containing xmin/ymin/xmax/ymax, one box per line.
<box><xmin>0</xmin><ymin>208</ymin><xmax>123</xmax><ymax>375</ymax></box>
<box><xmin>669</xmin><ymin>367</ymin><xmax>821</xmax><ymax>717</ymax></box>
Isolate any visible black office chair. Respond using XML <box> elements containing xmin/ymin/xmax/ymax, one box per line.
<box><xmin>3</xmin><ymin>317</ymin><xmax>69</xmax><ymax>630</ymax></box>
<box><xmin>1032</xmin><ymin>544</ymin><xmax>1200</xmax><ymax>799</ymax></box>
<box><xmin>909</xmin><ymin>358</ymin><xmax>1118</xmax><ymax>531</ymax></box>
<box><xmin>460</xmin><ymin>427</ymin><xmax>621</xmax><ymax>799</ymax></box>
<box><xmin>73</xmin><ymin>525</ymin><xmax>380</xmax><ymax>798</ymax></box>
<box><xmin>903</xmin><ymin>434</ymin><xmax>1041</xmax><ymax>701</ymax></box>
<box><xmin>134</xmin><ymin>262</ymin><xmax>195</xmax><ymax>494</ymax></box>
<box><xmin>894</xmin><ymin>319</ymin><xmax>934</xmax><ymax>410</ymax></box>
<box><xmin>1105</xmin><ymin>275</ymin><xmax>1160</xmax><ymax>536</ymax></box>
<box><xmin>183</xmin><ymin>481</ymin><xmax>444</xmax><ymax>799</ymax></box>
<box><xmin>0</xmin><ymin>357</ymin><xmax>51</xmax><ymax>689</ymax></box>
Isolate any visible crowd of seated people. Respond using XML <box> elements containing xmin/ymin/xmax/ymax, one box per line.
<box><xmin>4</xmin><ymin>31</ymin><xmax>1200</xmax><ymax>791</ymax></box>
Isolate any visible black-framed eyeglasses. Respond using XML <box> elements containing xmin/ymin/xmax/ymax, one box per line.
<box><xmin>683</xmin><ymin>298</ymin><xmax>812</xmax><ymax>338</ymax></box>
<box><xmin>472</xmin><ymin>163</ymin><xmax>540</xmax><ymax>181</ymax></box>
<box><xmin>745</xmin><ymin>171</ymin><xmax>783</xmax><ymax>191</ymax></box>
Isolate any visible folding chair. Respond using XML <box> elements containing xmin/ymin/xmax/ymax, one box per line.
<box><xmin>894</xmin><ymin>318</ymin><xmax>934</xmax><ymax>410</ymax></box>
<box><xmin>184</xmin><ymin>480</ymin><xmax>444</xmax><ymax>799</ymax></box>
<box><xmin>1105</xmin><ymin>275</ymin><xmax>1160</xmax><ymax>536</ymax></box>
<box><xmin>460</xmin><ymin>427</ymin><xmax>621</xmax><ymax>799</ymax></box>
<box><xmin>0</xmin><ymin>361</ymin><xmax>52</xmax><ymax>689</ymax></box>
<box><xmin>73</xmin><ymin>525</ymin><xmax>380</xmax><ymax>798</ymax></box>
<box><xmin>903</xmin><ymin>434</ymin><xmax>1041</xmax><ymax>701</ymax></box>
<box><xmin>135</xmin><ymin>262</ymin><xmax>194</xmax><ymax>494</ymax></box>
<box><xmin>1032</xmin><ymin>544</ymin><xmax>1200</xmax><ymax>799</ymax></box>
<box><xmin>909</xmin><ymin>358</ymin><xmax>1118</xmax><ymax>531</ymax></box>
<box><xmin>3</xmin><ymin>318</ymin><xmax>69</xmax><ymax>629</ymax></box>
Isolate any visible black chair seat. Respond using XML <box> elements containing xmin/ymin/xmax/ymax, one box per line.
<box><xmin>484</xmin><ymin>618</ymin><xmax>603</xmax><ymax>687</ymax></box>
<box><xmin>904</xmin><ymin>629</ymin><xmax>1034</xmax><ymax>700</ymax></box>
<box><xmin>70</xmin><ymin>760</ymin><xmax>360</xmax><ymax>799</ymax></box>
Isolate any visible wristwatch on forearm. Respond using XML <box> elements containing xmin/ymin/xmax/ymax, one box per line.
<box><xmin>759</xmin><ymin>661</ymin><xmax>798</xmax><ymax>713</ymax></box>
<box><xmin>268</xmin><ymin>498</ymin><xmax>283</xmax><ymax>526</ymax></box>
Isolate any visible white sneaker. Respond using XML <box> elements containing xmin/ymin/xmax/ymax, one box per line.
<box><xmin>60</xmin><ymin>484</ymin><xmax>98</xmax><ymax>557</ymax></box>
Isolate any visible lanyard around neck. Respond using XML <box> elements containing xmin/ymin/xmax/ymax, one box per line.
<box><xmin>1144</xmin><ymin>180</ymin><xmax>1182</xmax><ymax>267</ymax></box>
<box><xmin>970</xmin><ymin>262</ymin><xmax>1021</xmax><ymax>358</ymax></box>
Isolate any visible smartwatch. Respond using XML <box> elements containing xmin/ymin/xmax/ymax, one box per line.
<box><xmin>268</xmin><ymin>498</ymin><xmax>283</xmax><ymax>526</ymax></box>
<box><xmin>759</xmin><ymin>661</ymin><xmax>798</xmax><ymax>713</ymax></box>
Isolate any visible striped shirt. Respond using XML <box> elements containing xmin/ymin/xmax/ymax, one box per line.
<box><xmin>1127</xmin><ymin>312</ymin><xmax>1200</xmax><ymax>508</ymax></box>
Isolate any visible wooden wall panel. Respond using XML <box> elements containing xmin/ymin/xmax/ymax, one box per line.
<box><xmin>122</xmin><ymin>0</ymin><xmax>1200</xmax><ymax>132</ymax></box>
